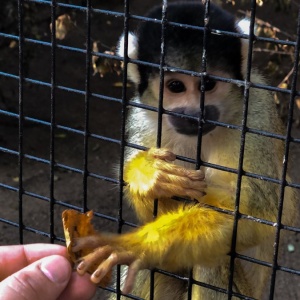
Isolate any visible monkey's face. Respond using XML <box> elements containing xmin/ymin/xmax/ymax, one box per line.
<box><xmin>150</xmin><ymin>72</ymin><xmax>235</xmax><ymax>137</ymax></box>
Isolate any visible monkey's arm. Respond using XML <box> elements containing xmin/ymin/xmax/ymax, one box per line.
<box><xmin>73</xmin><ymin>149</ymin><xmax>266</xmax><ymax>293</ymax></box>
<box><xmin>73</xmin><ymin>204</ymin><xmax>265</xmax><ymax>294</ymax></box>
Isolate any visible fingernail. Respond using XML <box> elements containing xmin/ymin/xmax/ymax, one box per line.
<box><xmin>93</xmin><ymin>269</ymin><xmax>102</xmax><ymax>278</ymax></box>
<box><xmin>91</xmin><ymin>269</ymin><xmax>103</xmax><ymax>283</ymax></box>
<box><xmin>41</xmin><ymin>255</ymin><xmax>70</xmax><ymax>283</ymax></box>
<box><xmin>77</xmin><ymin>261</ymin><xmax>86</xmax><ymax>271</ymax></box>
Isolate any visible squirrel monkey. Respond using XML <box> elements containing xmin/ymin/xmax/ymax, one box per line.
<box><xmin>73</xmin><ymin>2</ymin><xmax>298</xmax><ymax>299</ymax></box>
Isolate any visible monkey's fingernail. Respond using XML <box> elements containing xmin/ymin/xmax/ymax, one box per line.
<box><xmin>164</xmin><ymin>151</ymin><xmax>176</xmax><ymax>161</ymax></box>
<box><xmin>91</xmin><ymin>269</ymin><xmax>103</xmax><ymax>283</ymax></box>
<box><xmin>187</xmin><ymin>170</ymin><xmax>205</xmax><ymax>180</ymax></box>
<box><xmin>149</xmin><ymin>148</ymin><xmax>176</xmax><ymax>161</ymax></box>
<box><xmin>77</xmin><ymin>261</ymin><xmax>86</xmax><ymax>271</ymax></box>
<box><xmin>94</xmin><ymin>269</ymin><xmax>102</xmax><ymax>278</ymax></box>
<box><xmin>196</xmin><ymin>171</ymin><xmax>205</xmax><ymax>180</ymax></box>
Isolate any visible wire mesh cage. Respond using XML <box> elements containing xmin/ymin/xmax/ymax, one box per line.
<box><xmin>0</xmin><ymin>0</ymin><xmax>299</xmax><ymax>299</ymax></box>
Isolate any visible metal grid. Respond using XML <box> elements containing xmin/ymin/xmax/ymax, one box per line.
<box><xmin>0</xmin><ymin>0</ymin><xmax>300</xmax><ymax>299</ymax></box>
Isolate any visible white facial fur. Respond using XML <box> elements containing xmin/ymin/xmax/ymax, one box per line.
<box><xmin>236</xmin><ymin>18</ymin><xmax>252</xmax><ymax>76</ymax></box>
<box><xmin>117</xmin><ymin>32</ymin><xmax>140</xmax><ymax>84</ymax></box>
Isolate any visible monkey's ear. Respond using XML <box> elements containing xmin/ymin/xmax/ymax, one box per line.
<box><xmin>236</xmin><ymin>19</ymin><xmax>251</xmax><ymax>78</ymax></box>
<box><xmin>117</xmin><ymin>32</ymin><xmax>140</xmax><ymax>85</ymax></box>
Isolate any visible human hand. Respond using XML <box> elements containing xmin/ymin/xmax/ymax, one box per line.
<box><xmin>0</xmin><ymin>243</ymin><xmax>96</xmax><ymax>300</ymax></box>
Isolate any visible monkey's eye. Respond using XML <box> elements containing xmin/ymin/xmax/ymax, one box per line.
<box><xmin>199</xmin><ymin>79</ymin><xmax>216</xmax><ymax>92</ymax></box>
<box><xmin>167</xmin><ymin>80</ymin><xmax>186</xmax><ymax>93</ymax></box>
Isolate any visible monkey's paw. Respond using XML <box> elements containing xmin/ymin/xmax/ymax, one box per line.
<box><xmin>73</xmin><ymin>235</ymin><xmax>143</xmax><ymax>295</ymax></box>
<box><xmin>124</xmin><ymin>148</ymin><xmax>206</xmax><ymax>200</ymax></box>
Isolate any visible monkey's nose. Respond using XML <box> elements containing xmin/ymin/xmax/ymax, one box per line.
<box><xmin>168</xmin><ymin>106</ymin><xmax>219</xmax><ymax>136</ymax></box>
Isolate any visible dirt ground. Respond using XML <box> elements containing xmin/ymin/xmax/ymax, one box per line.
<box><xmin>0</xmin><ymin>0</ymin><xmax>299</xmax><ymax>299</ymax></box>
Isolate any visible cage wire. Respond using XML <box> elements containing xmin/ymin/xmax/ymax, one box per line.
<box><xmin>0</xmin><ymin>0</ymin><xmax>300</xmax><ymax>299</ymax></box>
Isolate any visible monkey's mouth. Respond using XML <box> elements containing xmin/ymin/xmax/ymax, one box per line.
<box><xmin>168</xmin><ymin>106</ymin><xmax>219</xmax><ymax>136</ymax></box>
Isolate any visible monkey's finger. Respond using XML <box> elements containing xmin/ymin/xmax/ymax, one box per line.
<box><xmin>72</xmin><ymin>234</ymin><xmax>116</xmax><ymax>253</ymax></box>
<box><xmin>154</xmin><ymin>160</ymin><xmax>204</xmax><ymax>181</ymax></box>
<box><xmin>158</xmin><ymin>173</ymin><xmax>207</xmax><ymax>190</ymax></box>
<box><xmin>91</xmin><ymin>251</ymin><xmax>136</xmax><ymax>284</ymax></box>
<box><xmin>147</xmin><ymin>148</ymin><xmax>176</xmax><ymax>161</ymax></box>
<box><xmin>76</xmin><ymin>245</ymin><xmax>113</xmax><ymax>275</ymax></box>
<box><xmin>122</xmin><ymin>259</ymin><xmax>143</xmax><ymax>295</ymax></box>
<box><xmin>185</xmin><ymin>188</ymin><xmax>207</xmax><ymax>200</ymax></box>
<box><xmin>153</xmin><ymin>183</ymin><xmax>206</xmax><ymax>200</ymax></box>
<box><xmin>72</xmin><ymin>236</ymin><xmax>103</xmax><ymax>252</ymax></box>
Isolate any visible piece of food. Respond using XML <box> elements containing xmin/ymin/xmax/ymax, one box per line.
<box><xmin>62</xmin><ymin>209</ymin><xmax>111</xmax><ymax>287</ymax></box>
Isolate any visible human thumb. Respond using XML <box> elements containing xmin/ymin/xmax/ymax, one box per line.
<box><xmin>0</xmin><ymin>255</ymin><xmax>72</xmax><ymax>300</ymax></box>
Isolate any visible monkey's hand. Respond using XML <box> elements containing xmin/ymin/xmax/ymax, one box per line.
<box><xmin>73</xmin><ymin>204</ymin><xmax>249</xmax><ymax>295</ymax></box>
<box><xmin>124</xmin><ymin>148</ymin><xmax>206</xmax><ymax>201</ymax></box>
<box><xmin>72</xmin><ymin>233</ymin><xmax>147</xmax><ymax>294</ymax></box>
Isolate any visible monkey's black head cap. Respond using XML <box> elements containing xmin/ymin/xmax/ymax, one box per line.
<box><xmin>136</xmin><ymin>2</ymin><xmax>243</xmax><ymax>95</ymax></box>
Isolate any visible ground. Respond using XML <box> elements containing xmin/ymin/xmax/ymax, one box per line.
<box><xmin>0</xmin><ymin>0</ymin><xmax>299</xmax><ymax>299</ymax></box>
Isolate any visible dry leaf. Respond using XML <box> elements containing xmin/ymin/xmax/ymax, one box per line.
<box><xmin>9</xmin><ymin>40</ymin><xmax>17</xmax><ymax>49</ymax></box>
<box><xmin>274</xmin><ymin>93</ymin><xmax>280</xmax><ymax>105</ymax></box>
<box><xmin>113</xmin><ymin>82</ymin><xmax>131</xmax><ymax>88</ymax></box>
<box><xmin>278</xmin><ymin>82</ymin><xmax>288</xmax><ymax>89</ymax></box>
<box><xmin>92</xmin><ymin>42</ymin><xmax>122</xmax><ymax>77</ymax></box>
<box><xmin>55</xmin><ymin>133</ymin><xmax>67</xmax><ymax>139</ymax></box>
<box><xmin>62</xmin><ymin>209</ymin><xmax>111</xmax><ymax>287</ymax></box>
<box><xmin>295</xmin><ymin>97</ymin><xmax>300</xmax><ymax>110</ymax></box>
<box><xmin>50</xmin><ymin>14</ymin><xmax>75</xmax><ymax>40</ymax></box>
<box><xmin>12</xmin><ymin>176</ymin><xmax>19</xmax><ymax>183</ymax></box>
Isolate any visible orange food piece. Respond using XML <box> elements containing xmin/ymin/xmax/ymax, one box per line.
<box><xmin>62</xmin><ymin>209</ymin><xmax>111</xmax><ymax>287</ymax></box>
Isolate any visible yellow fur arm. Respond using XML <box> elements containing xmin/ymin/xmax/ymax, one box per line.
<box><xmin>120</xmin><ymin>205</ymin><xmax>233</xmax><ymax>269</ymax></box>
<box><xmin>124</xmin><ymin>148</ymin><xmax>206</xmax><ymax>222</ymax></box>
<box><xmin>124</xmin><ymin>148</ymin><xmax>206</xmax><ymax>199</ymax></box>
<box><xmin>118</xmin><ymin>205</ymin><xmax>267</xmax><ymax>269</ymax></box>
<box><xmin>73</xmin><ymin>148</ymin><xmax>271</xmax><ymax>293</ymax></box>
<box><xmin>73</xmin><ymin>205</ymin><xmax>266</xmax><ymax>293</ymax></box>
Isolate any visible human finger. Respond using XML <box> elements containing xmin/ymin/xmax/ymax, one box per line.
<box><xmin>0</xmin><ymin>244</ymin><xmax>67</xmax><ymax>281</ymax></box>
<box><xmin>0</xmin><ymin>255</ymin><xmax>71</xmax><ymax>300</ymax></box>
<box><xmin>58</xmin><ymin>272</ymin><xmax>96</xmax><ymax>300</ymax></box>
